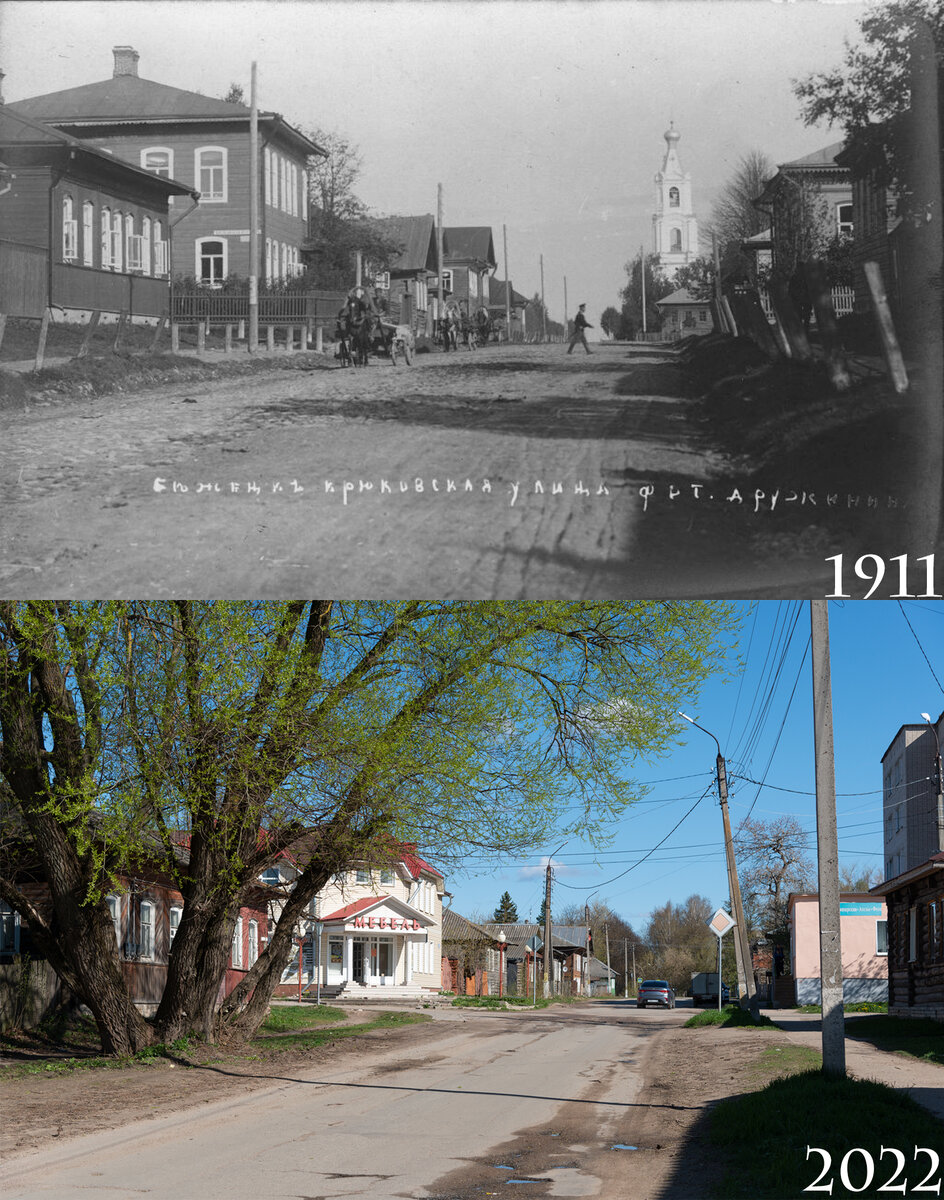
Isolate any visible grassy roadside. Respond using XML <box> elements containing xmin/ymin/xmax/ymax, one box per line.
<box><xmin>0</xmin><ymin>1005</ymin><xmax>429</xmax><ymax>1078</ymax></box>
<box><xmin>708</xmin><ymin>1065</ymin><xmax>943</xmax><ymax>1199</ymax></box>
<box><xmin>685</xmin><ymin>1004</ymin><xmax>777</xmax><ymax>1029</ymax></box>
<box><xmin>843</xmin><ymin>1014</ymin><xmax>944</xmax><ymax>1065</ymax></box>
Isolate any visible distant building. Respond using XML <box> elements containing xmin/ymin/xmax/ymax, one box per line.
<box><xmin>442</xmin><ymin>227</ymin><xmax>497</xmax><ymax>314</ymax></box>
<box><xmin>655</xmin><ymin>287</ymin><xmax>714</xmax><ymax>339</ymax></box>
<box><xmin>652</xmin><ymin>122</ymin><xmax>699</xmax><ymax>278</ymax></box>
<box><xmin>882</xmin><ymin>712</ymin><xmax>944</xmax><ymax>881</ymax></box>
<box><xmin>788</xmin><ymin>892</ymin><xmax>889</xmax><ymax>1005</ymax></box>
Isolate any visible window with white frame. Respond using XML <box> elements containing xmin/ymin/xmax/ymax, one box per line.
<box><xmin>380</xmin><ymin>869</ymin><xmax>394</xmax><ymax>885</ymax></box>
<box><xmin>124</xmin><ymin>213</ymin><xmax>137</xmax><ymax>269</ymax></box>
<box><xmin>169</xmin><ymin>905</ymin><xmax>182</xmax><ymax>943</ymax></box>
<box><xmin>138</xmin><ymin>900</ymin><xmax>155</xmax><ymax>960</ymax></box>
<box><xmin>415</xmin><ymin>279</ymin><xmax>427</xmax><ymax>311</ymax></box>
<box><xmin>153</xmin><ymin>222</ymin><xmax>168</xmax><ymax>276</ymax></box>
<box><xmin>232</xmin><ymin>917</ymin><xmax>244</xmax><ymax>968</ymax></box>
<box><xmin>260</xmin><ymin>867</ymin><xmax>281</xmax><ymax>887</ymax></box>
<box><xmin>356</xmin><ymin>868</ymin><xmax>369</xmax><ymax>884</ymax></box>
<box><xmin>141</xmin><ymin>147</ymin><xmax>173</xmax><ymax>178</ymax></box>
<box><xmin>107</xmin><ymin>894</ymin><xmax>121</xmax><ymax>946</ymax></box>
<box><xmin>101</xmin><ymin>207</ymin><xmax>112</xmax><ymax>268</ymax></box>
<box><xmin>141</xmin><ymin>216</ymin><xmax>151</xmax><ymax>274</ymax></box>
<box><xmin>195</xmin><ymin>147</ymin><xmax>227</xmax><ymax>202</ymax></box>
<box><xmin>197</xmin><ymin>237</ymin><xmax>227</xmax><ymax>286</ymax></box>
<box><xmin>441</xmin><ymin>269</ymin><xmax>453</xmax><ymax>294</ymax></box>
<box><xmin>264</xmin><ymin>149</ymin><xmax>272</xmax><ymax>206</ymax></box>
<box><xmin>301</xmin><ymin>171</ymin><xmax>308</xmax><ymax>221</ymax></box>
<box><xmin>375</xmin><ymin>271</ymin><xmax>391</xmax><ymax>291</ymax></box>
<box><xmin>110</xmin><ymin>211</ymin><xmax>123</xmax><ymax>272</ymax></box>
<box><xmin>469</xmin><ymin>272</ymin><xmax>478</xmax><ymax>298</ymax></box>
<box><xmin>247</xmin><ymin>919</ymin><xmax>258</xmax><ymax>967</ymax></box>
<box><xmin>836</xmin><ymin>203</ymin><xmax>853</xmax><ymax>237</ymax></box>
<box><xmin>280</xmin><ymin>158</ymin><xmax>288</xmax><ymax>212</ymax></box>
<box><xmin>0</xmin><ymin>904</ymin><xmax>20</xmax><ymax>956</ymax></box>
<box><xmin>62</xmin><ymin>195</ymin><xmax>77</xmax><ymax>261</ymax></box>
<box><xmin>876</xmin><ymin>919</ymin><xmax>888</xmax><ymax>955</ymax></box>
<box><xmin>264</xmin><ymin>237</ymin><xmax>273</xmax><ymax>283</ymax></box>
<box><xmin>82</xmin><ymin>201</ymin><xmax>94</xmax><ymax>266</ymax></box>
<box><xmin>291</xmin><ymin>163</ymin><xmax>298</xmax><ymax>216</ymax></box>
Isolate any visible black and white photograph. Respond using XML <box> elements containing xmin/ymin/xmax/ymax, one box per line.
<box><xmin>0</xmin><ymin>0</ymin><xmax>940</xmax><ymax>598</ymax></box>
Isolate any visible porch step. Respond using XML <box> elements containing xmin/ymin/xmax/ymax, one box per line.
<box><xmin>333</xmin><ymin>983</ymin><xmax>429</xmax><ymax>1002</ymax></box>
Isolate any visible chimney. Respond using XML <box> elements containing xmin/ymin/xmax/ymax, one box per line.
<box><xmin>113</xmin><ymin>46</ymin><xmax>139</xmax><ymax>78</ymax></box>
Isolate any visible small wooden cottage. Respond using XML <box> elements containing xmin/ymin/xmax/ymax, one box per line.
<box><xmin>871</xmin><ymin>853</ymin><xmax>944</xmax><ymax>1020</ymax></box>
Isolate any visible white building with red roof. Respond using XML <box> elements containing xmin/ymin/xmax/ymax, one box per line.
<box><xmin>268</xmin><ymin>844</ymin><xmax>445</xmax><ymax>1001</ymax></box>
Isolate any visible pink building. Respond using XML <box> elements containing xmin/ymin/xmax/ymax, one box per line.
<box><xmin>788</xmin><ymin>893</ymin><xmax>888</xmax><ymax>1005</ymax></box>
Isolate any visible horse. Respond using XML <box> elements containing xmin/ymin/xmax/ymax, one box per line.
<box><xmin>336</xmin><ymin>296</ymin><xmax>375</xmax><ymax>367</ymax></box>
<box><xmin>440</xmin><ymin>308</ymin><xmax>459</xmax><ymax>353</ymax></box>
<box><xmin>474</xmin><ymin>307</ymin><xmax>492</xmax><ymax>347</ymax></box>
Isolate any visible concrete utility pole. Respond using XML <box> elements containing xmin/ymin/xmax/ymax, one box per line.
<box><xmin>604</xmin><ymin>922</ymin><xmax>611</xmax><ymax>996</ymax></box>
<box><xmin>584</xmin><ymin>902</ymin><xmax>591</xmax><ymax>996</ymax></box>
<box><xmin>542</xmin><ymin>860</ymin><xmax>553</xmax><ymax>998</ymax></box>
<box><xmin>810</xmin><ymin>600</ymin><xmax>846</xmax><ymax>1078</ymax></box>
<box><xmin>623</xmin><ymin>940</ymin><xmax>628</xmax><ymax>999</ymax></box>
<box><xmin>679</xmin><ymin>713</ymin><xmax>755</xmax><ymax>1003</ymax></box>
<box><xmin>248</xmin><ymin>61</ymin><xmax>259</xmax><ymax>353</ymax></box>
<box><xmin>563</xmin><ymin>276</ymin><xmax>568</xmax><ymax>335</ymax></box>
<box><xmin>640</xmin><ymin>245</ymin><xmax>647</xmax><ymax>336</ymax></box>
<box><xmin>437</xmin><ymin>184</ymin><xmax>444</xmax><ymax>325</ymax></box>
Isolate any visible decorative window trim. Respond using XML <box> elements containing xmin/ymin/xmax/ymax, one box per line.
<box><xmin>194</xmin><ymin>146</ymin><xmax>228</xmax><ymax>203</ymax></box>
<box><xmin>232</xmin><ymin>916</ymin><xmax>244</xmax><ymax>969</ymax></box>
<box><xmin>141</xmin><ymin>146</ymin><xmax>174</xmax><ymax>178</ymax></box>
<box><xmin>247</xmin><ymin>919</ymin><xmax>258</xmax><ymax>967</ymax></box>
<box><xmin>196</xmin><ymin>236</ymin><xmax>228</xmax><ymax>286</ymax></box>
<box><xmin>110</xmin><ymin>211</ymin><xmax>123</xmax><ymax>273</ymax></box>
<box><xmin>138</xmin><ymin>900</ymin><xmax>156</xmax><ymax>961</ymax></box>
<box><xmin>141</xmin><ymin>216</ymin><xmax>152</xmax><ymax>274</ymax></box>
<box><xmin>62</xmin><ymin>195</ymin><xmax>77</xmax><ymax>261</ymax></box>
<box><xmin>169</xmin><ymin>905</ymin><xmax>182</xmax><ymax>942</ymax></box>
<box><xmin>876</xmin><ymin>918</ymin><xmax>888</xmax><ymax>956</ymax></box>
<box><xmin>101</xmin><ymin>207</ymin><xmax>112</xmax><ymax>269</ymax></box>
<box><xmin>107</xmin><ymin>894</ymin><xmax>121</xmax><ymax>947</ymax></box>
<box><xmin>82</xmin><ymin>200</ymin><xmax>94</xmax><ymax>266</ymax></box>
<box><xmin>154</xmin><ymin>223</ymin><xmax>168</xmax><ymax>277</ymax></box>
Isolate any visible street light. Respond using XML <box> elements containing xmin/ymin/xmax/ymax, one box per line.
<box><xmin>921</xmin><ymin>713</ymin><xmax>944</xmax><ymax>853</ymax></box>
<box><xmin>497</xmin><ymin>929</ymin><xmax>506</xmax><ymax>998</ymax></box>
<box><xmin>678</xmin><ymin>711</ymin><xmax>756</xmax><ymax>1003</ymax></box>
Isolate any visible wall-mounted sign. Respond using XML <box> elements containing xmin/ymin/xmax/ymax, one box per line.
<box><xmin>838</xmin><ymin>902</ymin><xmax>884</xmax><ymax>916</ymax></box>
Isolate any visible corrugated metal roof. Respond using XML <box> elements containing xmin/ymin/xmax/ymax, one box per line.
<box><xmin>444</xmin><ymin>226</ymin><xmax>496</xmax><ymax>267</ymax></box>
<box><xmin>374</xmin><ymin>215</ymin><xmax>437</xmax><ymax>272</ymax></box>
<box><xmin>442</xmin><ymin>910</ymin><xmax>492</xmax><ymax>942</ymax></box>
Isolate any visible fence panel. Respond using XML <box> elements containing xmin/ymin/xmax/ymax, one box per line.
<box><xmin>171</xmin><ymin>290</ymin><xmax>347</xmax><ymax>329</ymax></box>
<box><xmin>0</xmin><ymin>240</ymin><xmax>48</xmax><ymax>318</ymax></box>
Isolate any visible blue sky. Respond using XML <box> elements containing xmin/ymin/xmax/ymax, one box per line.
<box><xmin>2</xmin><ymin>0</ymin><xmax>870</xmax><ymax>327</ymax></box>
<box><xmin>445</xmin><ymin>600</ymin><xmax>944</xmax><ymax>929</ymax></box>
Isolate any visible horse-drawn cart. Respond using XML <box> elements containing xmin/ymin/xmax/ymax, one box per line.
<box><xmin>373</xmin><ymin>320</ymin><xmax>415</xmax><ymax>366</ymax></box>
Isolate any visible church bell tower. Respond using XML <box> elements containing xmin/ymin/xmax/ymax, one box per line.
<box><xmin>652</xmin><ymin>121</ymin><xmax>699</xmax><ymax>278</ymax></box>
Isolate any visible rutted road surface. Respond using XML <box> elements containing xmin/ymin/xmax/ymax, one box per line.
<box><xmin>0</xmin><ymin>1003</ymin><xmax>700</xmax><ymax>1200</ymax></box>
<box><xmin>0</xmin><ymin>343</ymin><xmax>824</xmax><ymax>597</ymax></box>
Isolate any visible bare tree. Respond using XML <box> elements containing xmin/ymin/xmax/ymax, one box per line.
<box><xmin>735</xmin><ymin>816</ymin><xmax>815</xmax><ymax>944</ymax></box>
<box><xmin>706</xmin><ymin>149</ymin><xmax>775</xmax><ymax>279</ymax></box>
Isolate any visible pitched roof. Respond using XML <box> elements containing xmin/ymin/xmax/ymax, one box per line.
<box><xmin>374</xmin><ymin>215</ymin><xmax>437</xmax><ymax>272</ymax></box>
<box><xmin>442</xmin><ymin>909</ymin><xmax>493</xmax><ymax>943</ymax></box>
<box><xmin>655</xmin><ymin>288</ymin><xmax>706</xmax><ymax>307</ymax></box>
<box><xmin>444</xmin><ymin>226</ymin><xmax>496</xmax><ymax>267</ymax></box>
<box><xmin>399</xmin><ymin>844</ymin><xmax>444</xmax><ymax>881</ymax></box>
<box><xmin>8</xmin><ymin>77</ymin><xmax>324</xmax><ymax>158</ymax></box>
<box><xmin>779</xmin><ymin>141</ymin><xmax>845</xmax><ymax>170</ymax></box>
<box><xmin>487</xmin><ymin>276</ymin><xmax>528</xmax><ymax>307</ymax></box>
<box><xmin>0</xmin><ymin>104</ymin><xmax>196</xmax><ymax>196</ymax></box>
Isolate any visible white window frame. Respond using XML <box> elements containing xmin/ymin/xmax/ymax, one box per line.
<box><xmin>139</xmin><ymin>900</ymin><xmax>155</xmax><ymax>961</ymax></box>
<box><xmin>379</xmin><ymin>868</ymin><xmax>394</xmax><ymax>885</ymax></box>
<box><xmin>141</xmin><ymin>147</ymin><xmax>174</xmax><ymax>179</ymax></box>
<box><xmin>196</xmin><ymin>236</ymin><xmax>228</xmax><ymax>287</ymax></box>
<box><xmin>110</xmin><ymin>211</ymin><xmax>123</xmax><ymax>272</ymax></box>
<box><xmin>101</xmin><ymin>207</ymin><xmax>112</xmax><ymax>268</ymax></box>
<box><xmin>232</xmin><ymin>916</ymin><xmax>244</xmax><ymax>969</ymax></box>
<box><xmin>107</xmin><ymin>894</ymin><xmax>121</xmax><ymax>947</ymax></box>
<box><xmin>62</xmin><ymin>195</ymin><xmax>77</xmax><ymax>261</ymax></box>
<box><xmin>195</xmin><ymin>146</ymin><xmax>228</xmax><ymax>203</ymax></box>
<box><xmin>469</xmin><ymin>271</ymin><xmax>478</xmax><ymax>299</ymax></box>
<box><xmin>876</xmin><ymin>919</ymin><xmax>888</xmax><ymax>956</ymax></box>
<box><xmin>153</xmin><ymin>223</ymin><xmax>168</xmax><ymax>277</ymax></box>
<box><xmin>356</xmin><ymin>868</ymin><xmax>369</xmax><ymax>885</ymax></box>
<box><xmin>141</xmin><ymin>216</ymin><xmax>152</xmax><ymax>274</ymax></box>
<box><xmin>124</xmin><ymin>213</ymin><xmax>136</xmax><ymax>269</ymax></box>
<box><xmin>375</xmin><ymin>271</ymin><xmax>391</xmax><ymax>291</ymax></box>
<box><xmin>169</xmin><ymin>905</ymin><xmax>182</xmax><ymax>943</ymax></box>
<box><xmin>836</xmin><ymin>202</ymin><xmax>854</xmax><ymax>237</ymax></box>
<box><xmin>260</xmin><ymin>867</ymin><xmax>281</xmax><ymax>887</ymax></box>
<box><xmin>441</xmin><ymin>269</ymin><xmax>453</xmax><ymax>293</ymax></box>
<box><xmin>264</xmin><ymin>237</ymin><xmax>273</xmax><ymax>283</ymax></box>
<box><xmin>301</xmin><ymin>169</ymin><xmax>308</xmax><ymax>221</ymax></box>
<box><xmin>264</xmin><ymin>149</ymin><xmax>272</xmax><ymax>207</ymax></box>
<box><xmin>82</xmin><ymin>200</ymin><xmax>94</xmax><ymax>266</ymax></box>
<box><xmin>247</xmin><ymin>919</ymin><xmax>258</xmax><ymax>967</ymax></box>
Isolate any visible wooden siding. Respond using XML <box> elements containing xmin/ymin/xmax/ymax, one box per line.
<box><xmin>0</xmin><ymin>240</ymin><xmax>48</xmax><ymax>317</ymax></box>
<box><xmin>1</xmin><ymin>166</ymin><xmax>51</xmax><ymax>246</ymax></box>
<box><xmin>79</xmin><ymin>127</ymin><xmax>307</xmax><ymax>279</ymax></box>
<box><xmin>885</xmin><ymin>872</ymin><xmax>944</xmax><ymax>1016</ymax></box>
<box><xmin>51</xmin><ymin>261</ymin><xmax>169</xmax><ymax>318</ymax></box>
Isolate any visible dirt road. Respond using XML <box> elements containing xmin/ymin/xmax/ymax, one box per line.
<box><xmin>0</xmin><ymin>344</ymin><xmax>844</xmax><ymax>597</ymax></box>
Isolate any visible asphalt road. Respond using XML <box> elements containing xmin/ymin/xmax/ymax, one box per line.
<box><xmin>0</xmin><ymin>1002</ymin><xmax>691</xmax><ymax>1200</ymax></box>
<box><xmin>0</xmin><ymin>343</ymin><xmax>835</xmax><ymax>597</ymax></box>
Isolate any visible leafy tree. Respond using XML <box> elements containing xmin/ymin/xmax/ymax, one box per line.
<box><xmin>735</xmin><ymin>815</ymin><xmax>815</xmax><ymax>945</ymax></box>
<box><xmin>492</xmin><ymin>891</ymin><xmax>519</xmax><ymax>923</ymax></box>
<box><xmin>303</xmin><ymin>127</ymin><xmax>401</xmax><ymax>288</ymax></box>
<box><xmin>222</xmin><ymin>83</ymin><xmax>245</xmax><ymax>105</ymax></box>
<box><xmin>706</xmin><ymin>150</ymin><xmax>775</xmax><ymax>280</ymax></box>
<box><xmin>620</xmin><ymin>253</ymin><xmax>673</xmax><ymax>332</ymax></box>
<box><xmin>0</xmin><ymin>601</ymin><xmax>737</xmax><ymax>1053</ymax></box>
<box><xmin>672</xmin><ymin>256</ymin><xmax>717</xmax><ymax>302</ymax></box>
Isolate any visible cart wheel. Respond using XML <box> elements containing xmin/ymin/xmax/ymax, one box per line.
<box><xmin>403</xmin><ymin>339</ymin><xmax>414</xmax><ymax>366</ymax></box>
<box><xmin>390</xmin><ymin>338</ymin><xmax>398</xmax><ymax>366</ymax></box>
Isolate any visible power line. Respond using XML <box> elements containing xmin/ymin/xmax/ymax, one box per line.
<box><xmin>898</xmin><ymin>600</ymin><xmax>944</xmax><ymax>698</ymax></box>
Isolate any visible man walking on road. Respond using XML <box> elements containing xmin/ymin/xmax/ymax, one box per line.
<box><xmin>567</xmin><ymin>304</ymin><xmax>593</xmax><ymax>354</ymax></box>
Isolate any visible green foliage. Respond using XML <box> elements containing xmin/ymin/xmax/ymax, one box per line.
<box><xmin>684</xmin><ymin>1004</ymin><xmax>776</xmax><ymax>1029</ymax></box>
<box><xmin>259</xmin><ymin>1005</ymin><xmax>347</xmax><ymax>1032</ymax></box>
<box><xmin>709</xmin><ymin>1069</ymin><xmax>944</xmax><ymax>1198</ymax></box>
<box><xmin>672</xmin><ymin>257</ymin><xmax>716</xmax><ymax>302</ymax></box>
<box><xmin>251</xmin><ymin>1011</ymin><xmax>428</xmax><ymax>1051</ymax></box>
<box><xmin>492</xmin><ymin>891</ymin><xmax>519</xmax><ymax>923</ymax></box>
<box><xmin>845</xmin><ymin>1013</ymin><xmax>944</xmax><ymax>1064</ymax></box>
<box><xmin>620</xmin><ymin>253</ymin><xmax>674</xmax><ymax>331</ymax></box>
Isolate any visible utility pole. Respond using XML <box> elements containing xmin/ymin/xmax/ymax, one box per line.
<box><xmin>248</xmin><ymin>61</ymin><xmax>259</xmax><ymax>353</ymax></box>
<box><xmin>679</xmin><ymin>713</ymin><xmax>756</xmax><ymax>1003</ymax></box>
<box><xmin>503</xmin><ymin>224</ymin><xmax>511</xmax><ymax>342</ymax></box>
<box><xmin>540</xmin><ymin>254</ymin><xmax>547</xmax><ymax>342</ymax></box>
<box><xmin>604</xmin><ymin>922</ymin><xmax>611</xmax><ymax>996</ymax></box>
<box><xmin>623</xmin><ymin>939</ymin><xmax>628</xmax><ymax>999</ymax></box>
<box><xmin>632</xmin><ymin>940</ymin><xmax>636</xmax><ymax>998</ymax></box>
<box><xmin>584</xmin><ymin>902</ymin><xmax>591</xmax><ymax>996</ymax></box>
<box><xmin>810</xmin><ymin>601</ymin><xmax>846</xmax><ymax>1078</ymax></box>
<box><xmin>542</xmin><ymin>860</ymin><xmax>553</xmax><ymax>998</ymax></box>
<box><xmin>921</xmin><ymin>713</ymin><xmax>944</xmax><ymax>852</ymax></box>
<box><xmin>563</xmin><ymin>275</ymin><xmax>568</xmax><ymax>336</ymax></box>
<box><xmin>640</xmin><ymin>245</ymin><xmax>647</xmax><ymax>336</ymax></box>
<box><xmin>437</xmin><ymin>184</ymin><xmax>444</xmax><ymax>328</ymax></box>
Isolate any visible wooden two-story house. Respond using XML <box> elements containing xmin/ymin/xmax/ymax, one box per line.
<box><xmin>372</xmin><ymin>214</ymin><xmax>438</xmax><ymax>336</ymax></box>
<box><xmin>443</xmin><ymin>226</ymin><xmax>497</xmax><ymax>316</ymax></box>
<box><xmin>8</xmin><ymin>46</ymin><xmax>324</xmax><ymax>288</ymax></box>
<box><xmin>0</xmin><ymin>104</ymin><xmax>197</xmax><ymax>321</ymax></box>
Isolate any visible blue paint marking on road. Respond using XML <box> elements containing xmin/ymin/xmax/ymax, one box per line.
<box><xmin>612</xmin><ymin>1144</ymin><xmax>639</xmax><ymax>1150</ymax></box>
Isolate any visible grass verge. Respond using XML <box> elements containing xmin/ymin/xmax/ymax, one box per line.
<box><xmin>708</xmin><ymin>1068</ymin><xmax>944</xmax><ymax>1199</ymax></box>
<box><xmin>843</xmin><ymin>1014</ymin><xmax>944</xmax><ymax>1065</ymax></box>
<box><xmin>685</xmin><ymin>1004</ymin><xmax>776</xmax><ymax>1029</ymax></box>
<box><xmin>257</xmin><ymin>1004</ymin><xmax>347</xmax><ymax>1033</ymax></box>
<box><xmin>249</xmin><ymin>1011</ymin><xmax>427</xmax><ymax>1053</ymax></box>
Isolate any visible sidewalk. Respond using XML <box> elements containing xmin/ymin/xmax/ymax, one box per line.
<box><xmin>766</xmin><ymin>1008</ymin><xmax>944</xmax><ymax>1121</ymax></box>
<box><xmin>0</xmin><ymin>345</ymin><xmax>325</xmax><ymax>376</ymax></box>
